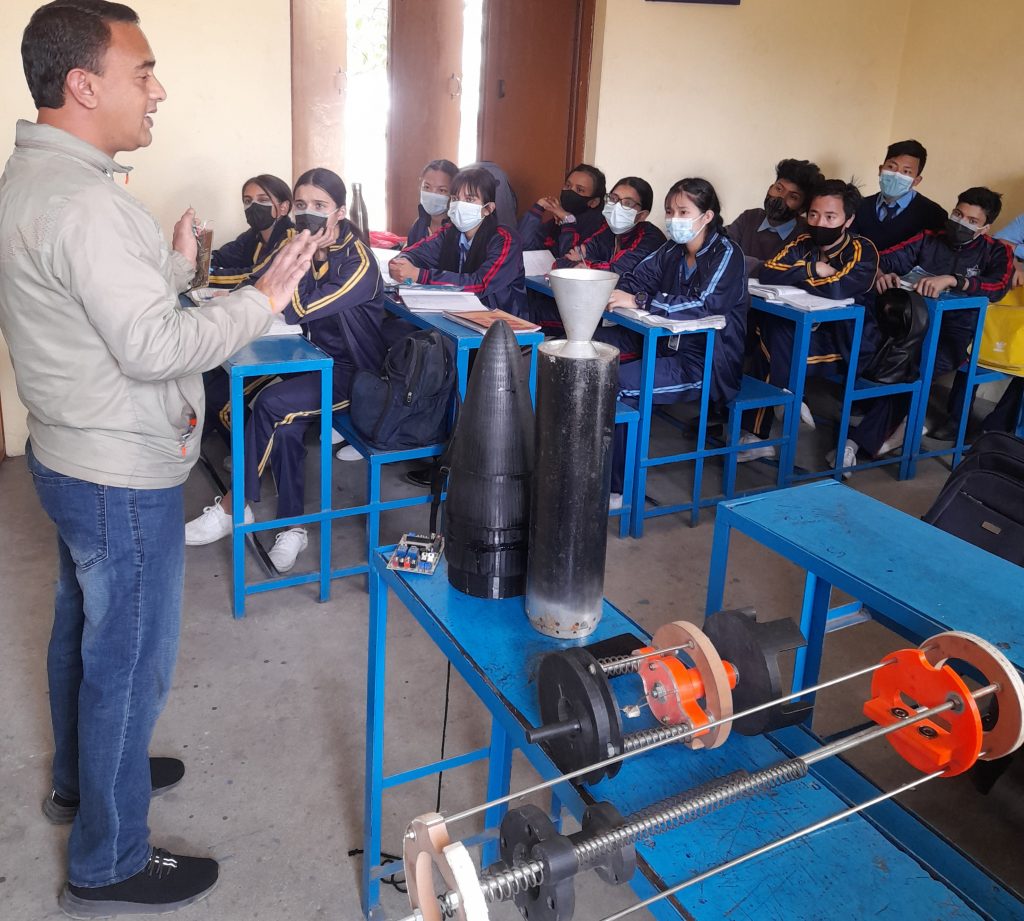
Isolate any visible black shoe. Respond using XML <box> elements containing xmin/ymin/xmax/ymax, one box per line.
<box><xmin>927</xmin><ymin>418</ymin><xmax>958</xmax><ymax>442</ymax></box>
<box><xmin>405</xmin><ymin>464</ymin><xmax>435</xmax><ymax>488</ymax></box>
<box><xmin>59</xmin><ymin>847</ymin><xmax>218</xmax><ymax>919</ymax></box>
<box><xmin>43</xmin><ymin>757</ymin><xmax>185</xmax><ymax>825</ymax></box>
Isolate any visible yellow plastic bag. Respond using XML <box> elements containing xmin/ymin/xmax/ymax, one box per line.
<box><xmin>979</xmin><ymin>287</ymin><xmax>1024</xmax><ymax>376</ymax></box>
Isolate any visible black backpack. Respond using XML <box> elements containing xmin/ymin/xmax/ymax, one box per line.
<box><xmin>350</xmin><ymin>330</ymin><xmax>456</xmax><ymax>450</ymax></box>
<box><xmin>861</xmin><ymin>288</ymin><xmax>930</xmax><ymax>385</ymax></box>
<box><xmin>923</xmin><ymin>432</ymin><xmax>1024</xmax><ymax>566</ymax></box>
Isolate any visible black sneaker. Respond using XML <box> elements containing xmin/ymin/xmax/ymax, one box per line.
<box><xmin>43</xmin><ymin>757</ymin><xmax>185</xmax><ymax>825</ymax></box>
<box><xmin>926</xmin><ymin>417</ymin><xmax>958</xmax><ymax>442</ymax></box>
<box><xmin>59</xmin><ymin>848</ymin><xmax>218</xmax><ymax>918</ymax></box>
<box><xmin>404</xmin><ymin>464</ymin><xmax>435</xmax><ymax>488</ymax></box>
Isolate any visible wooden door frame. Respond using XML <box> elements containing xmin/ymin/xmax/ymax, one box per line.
<box><xmin>476</xmin><ymin>0</ymin><xmax>597</xmax><ymax>171</ymax></box>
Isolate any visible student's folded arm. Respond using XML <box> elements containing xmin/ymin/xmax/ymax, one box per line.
<box><xmin>758</xmin><ymin>237</ymin><xmax>809</xmax><ymax>286</ymax></box>
<box><xmin>53</xmin><ymin>191</ymin><xmax>272</xmax><ymax>381</ymax></box>
<box><xmin>877</xmin><ymin>232</ymin><xmax>924</xmax><ymax>277</ymax></box>
<box><xmin>517</xmin><ymin>206</ymin><xmax>551</xmax><ymax>252</ymax></box>
<box><xmin>963</xmin><ymin>239</ymin><xmax>1014</xmax><ymax>301</ymax></box>
<box><xmin>398</xmin><ymin>229</ymin><xmax>445</xmax><ymax>274</ymax></box>
<box><xmin>418</xmin><ymin>228</ymin><xmax>522</xmax><ymax>294</ymax></box>
<box><xmin>616</xmin><ymin>244</ymin><xmax>669</xmax><ymax>298</ymax></box>
<box><xmin>806</xmin><ymin>239</ymin><xmax>880</xmax><ymax>299</ymax></box>
<box><xmin>283</xmin><ymin>241</ymin><xmax>383</xmax><ymax>323</ymax></box>
<box><xmin>207</xmin><ymin>233</ymin><xmax>259</xmax><ymax>289</ymax></box>
<box><xmin>610</xmin><ymin>225</ymin><xmax>665</xmax><ymax>276</ymax></box>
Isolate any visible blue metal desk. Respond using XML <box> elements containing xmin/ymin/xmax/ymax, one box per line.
<box><xmin>225</xmin><ymin>336</ymin><xmax>334</xmax><ymax>618</ymax></box>
<box><xmin>383</xmin><ymin>293</ymin><xmax>542</xmax><ymax>399</ymax></box>
<box><xmin>362</xmin><ymin>549</ymin><xmax>1014</xmax><ymax>920</ymax></box>
<box><xmin>706</xmin><ymin>481</ymin><xmax>1024</xmax><ymax>693</ymax></box>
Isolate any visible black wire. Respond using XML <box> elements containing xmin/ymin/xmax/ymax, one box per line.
<box><xmin>347</xmin><ymin>848</ymin><xmax>407</xmax><ymax>894</ymax></box>
<box><xmin>435</xmin><ymin>660</ymin><xmax>453</xmax><ymax>812</ymax></box>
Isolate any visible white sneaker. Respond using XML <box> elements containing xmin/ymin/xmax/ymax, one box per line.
<box><xmin>799</xmin><ymin>402</ymin><xmax>816</xmax><ymax>429</ymax></box>
<box><xmin>268</xmin><ymin>527</ymin><xmax>308</xmax><ymax>572</ymax></box>
<box><xmin>736</xmin><ymin>432</ymin><xmax>777</xmax><ymax>463</ymax></box>
<box><xmin>185</xmin><ymin>496</ymin><xmax>253</xmax><ymax>546</ymax></box>
<box><xmin>879</xmin><ymin>418</ymin><xmax>907</xmax><ymax>455</ymax></box>
<box><xmin>609</xmin><ymin>492</ymin><xmax>623</xmax><ymax>511</ymax></box>
<box><xmin>331</xmin><ymin>428</ymin><xmax>345</xmax><ymax>446</ymax></box>
<box><xmin>222</xmin><ymin>455</ymin><xmax>232</xmax><ymax>473</ymax></box>
<box><xmin>825</xmin><ymin>439</ymin><xmax>858</xmax><ymax>480</ymax></box>
<box><xmin>336</xmin><ymin>444</ymin><xmax>362</xmax><ymax>462</ymax></box>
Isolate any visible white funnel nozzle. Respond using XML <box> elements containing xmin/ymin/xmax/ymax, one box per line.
<box><xmin>548</xmin><ymin>268</ymin><xmax>619</xmax><ymax>347</ymax></box>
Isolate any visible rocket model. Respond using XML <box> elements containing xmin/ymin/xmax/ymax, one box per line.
<box><xmin>443</xmin><ymin>320</ymin><xmax>535</xmax><ymax>599</ymax></box>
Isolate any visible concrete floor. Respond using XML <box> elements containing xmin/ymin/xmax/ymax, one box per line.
<box><xmin>2</xmin><ymin>386</ymin><xmax>1022</xmax><ymax>921</ymax></box>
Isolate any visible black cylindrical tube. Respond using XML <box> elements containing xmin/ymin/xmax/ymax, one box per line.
<box><xmin>526</xmin><ymin>340</ymin><xmax>619</xmax><ymax>637</ymax></box>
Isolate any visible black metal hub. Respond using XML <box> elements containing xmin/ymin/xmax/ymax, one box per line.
<box><xmin>497</xmin><ymin>804</ymin><xmax>578</xmax><ymax>921</ymax></box>
<box><xmin>703</xmin><ymin>608</ymin><xmax>812</xmax><ymax>734</ymax></box>
<box><xmin>576</xmin><ymin>801</ymin><xmax>636</xmax><ymax>886</ymax></box>
<box><xmin>534</xmin><ymin>647</ymin><xmax>624</xmax><ymax>784</ymax></box>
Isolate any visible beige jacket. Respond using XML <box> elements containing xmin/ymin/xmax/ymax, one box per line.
<box><xmin>0</xmin><ymin>121</ymin><xmax>272</xmax><ymax>488</ymax></box>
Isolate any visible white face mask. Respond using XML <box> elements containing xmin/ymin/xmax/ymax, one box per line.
<box><xmin>420</xmin><ymin>190</ymin><xmax>450</xmax><ymax>216</ymax></box>
<box><xmin>448</xmin><ymin>200</ymin><xmax>485</xmax><ymax>233</ymax></box>
<box><xmin>602</xmin><ymin>201</ymin><xmax>639</xmax><ymax>235</ymax></box>
<box><xmin>666</xmin><ymin>214</ymin><xmax>708</xmax><ymax>245</ymax></box>
<box><xmin>879</xmin><ymin>169</ymin><xmax>914</xmax><ymax>200</ymax></box>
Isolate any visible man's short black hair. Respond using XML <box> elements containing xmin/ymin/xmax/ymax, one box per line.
<box><xmin>884</xmin><ymin>139</ymin><xmax>928</xmax><ymax>173</ymax></box>
<box><xmin>775</xmin><ymin>158</ymin><xmax>824</xmax><ymax>207</ymax></box>
<box><xmin>566</xmin><ymin>163</ymin><xmax>607</xmax><ymax>201</ymax></box>
<box><xmin>811</xmin><ymin>179</ymin><xmax>862</xmax><ymax>220</ymax></box>
<box><xmin>22</xmin><ymin>0</ymin><xmax>139</xmax><ymax>110</ymax></box>
<box><xmin>957</xmin><ymin>187</ymin><xmax>1003</xmax><ymax>225</ymax></box>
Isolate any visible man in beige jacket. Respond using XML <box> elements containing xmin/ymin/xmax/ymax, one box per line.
<box><xmin>0</xmin><ymin>2</ymin><xmax>317</xmax><ymax>916</ymax></box>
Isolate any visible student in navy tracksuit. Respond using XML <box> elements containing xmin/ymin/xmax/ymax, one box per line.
<box><xmin>406</xmin><ymin>158</ymin><xmax>457</xmax><ymax>246</ymax></box>
<box><xmin>555</xmin><ymin>176</ymin><xmax>666</xmax><ymax>275</ymax></box>
<box><xmin>741</xmin><ymin>181</ymin><xmax>879</xmax><ymax>457</ymax></box>
<box><xmin>186</xmin><ymin>168</ymin><xmax>389</xmax><ymax>572</ymax></box>
<box><xmin>599</xmin><ymin>178</ymin><xmax>747</xmax><ymax>501</ymax></box>
<box><xmin>843</xmin><ymin>187</ymin><xmax>1014</xmax><ymax>463</ymax></box>
<box><xmin>208</xmin><ymin>174</ymin><xmax>294</xmax><ymax>288</ymax></box>
<box><xmin>518</xmin><ymin>162</ymin><xmax>608</xmax><ymax>258</ymax></box>
<box><xmin>388</xmin><ymin>167</ymin><xmax>527</xmax><ymax>314</ymax></box>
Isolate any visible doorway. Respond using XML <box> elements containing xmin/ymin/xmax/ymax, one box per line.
<box><xmin>384</xmin><ymin>0</ymin><xmax>596</xmax><ymax>234</ymax></box>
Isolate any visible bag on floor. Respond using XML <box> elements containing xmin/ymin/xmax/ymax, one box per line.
<box><xmin>923</xmin><ymin>432</ymin><xmax>1024</xmax><ymax>566</ymax></box>
<box><xmin>978</xmin><ymin>287</ymin><xmax>1024</xmax><ymax>375</ymax></box>
<box><xmin>861</xmin><ymin>288</ymin><xmax>929</xmax><ymax>384</ymax></box>
<box><xmin>350</xmin><ymin>330</ymin><xmax>455</xmax><ymax>450</ymax></box>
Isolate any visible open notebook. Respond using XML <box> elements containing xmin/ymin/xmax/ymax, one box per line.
<box><xmin>748</xmin><ymin>280</ymin><xmax>854</xmax><ymax>311</ymax></box>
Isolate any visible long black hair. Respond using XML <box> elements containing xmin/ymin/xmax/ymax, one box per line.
<box><xmin>243</xmin><ymin>173</ymin><xmax>292</xmax><ymax>211</ymax></box>
<box><xmin>665</xmin><ymin>177</ymin><xmax>726</xmax><ymax>238</ymax></box>
<box><xmin>294</xmin><ymin>167</ymin><xmax>363</xmax><ymax>241</ymax></box>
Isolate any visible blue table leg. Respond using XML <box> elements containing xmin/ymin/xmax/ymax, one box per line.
<box><xmin>704</xmin><ymin>511</ymin><xmax>732</xmax><ymax>616</ymax></box>
<box><xmin>528</xmin><ymin>342</ymin><xmax>538</xmax><ymax>402</ymax></box>
<box><xmin>631</xmin><ymin>331</ymin><xmax>658</xmax><ymax>538</ymax></box>
<box><xmin>230</xmin><ymin>369</ymin><xmax>246</xmax><ymax>618</ymax></box>
<box><xmin>906</xmin><ymin>300</ymin><xmax>943</xmax><ymax>480</ymax></box>
<box><xmin>457</xmin><ymin>346</ymin><xmax>470</xmax><ymax>399</ymax></box>
<box><xmin>782</xmin><ymin>315</ymin><xmax>812</xmax><ymax>486</ymax></box>
<box><xmin>953</xmin><ymin>302</ymin><xmax>990</xmax><ymax>468</ymax></box>
<box><xmin>318</xmin><ymin>367</ymin><xmax>332</xmax><ymax>603</ymax></box>
<box><xmin>621</xmin><ymin>413</ymin><xmax>637</xmax><ymax>539</ymax></box>
<box><xmin>834</xmin><ymin>311</ymin><xmax>864</xmax><ymax>480</ymax></box>
<box><xmin>361</xmin><ymin>562</ymin><xmax>388</xmax><ymax>918</ymax></box>
<box><xmin>480</xmin><ymin>717</ymin><xmax>512</xmax><ymax>867</ymax></box>
<box><xmin>791</xmin><ymin>571</ymin><xmax>832</xmax><ymax>711</ymax></box>
<box><xmin>690</xmin><ymin>330</ymin><xmax>715</xmax><ymax>527</ymax></box>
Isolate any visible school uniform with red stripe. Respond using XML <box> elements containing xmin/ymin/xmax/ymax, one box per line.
<box><xmin>554</xmin><ymin>220</ymin><xmax>666</xmax><ymax>275</ymax></box>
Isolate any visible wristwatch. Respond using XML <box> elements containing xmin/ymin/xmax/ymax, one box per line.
<box><xmin>635</xmin><ymin>291</ymin><xmax>648</xmax><ymax>309</ymax></box>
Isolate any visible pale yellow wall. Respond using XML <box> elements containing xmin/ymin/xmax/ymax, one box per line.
<box><xmin>592</xmin><ymin>0</ymin><xmax>912</xmax><ymax>226</ymax></box>
<box><xmin>892</xmin><ymin>0</ymin><xmax>1024</xmax><ymax>222</ymax></box>
<box><xmin>0</xmin><ymin>0</ymin><xmax>292</xmax><ymax>454</ymax></box>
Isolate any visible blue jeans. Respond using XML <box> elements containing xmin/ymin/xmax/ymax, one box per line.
<box><xmin>27</xmin><ymin>445</ymin><xmax>184</xmax><ymax>888</ymax></box>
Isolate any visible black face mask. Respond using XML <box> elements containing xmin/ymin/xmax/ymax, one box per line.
<box><xmin>559</xmin><ymin>189</ymin><xmax>592</xmax><ymax>216</ymax></box>
<box><xmin>764</xmin><ymin>194</ymin><xmax>796</xmax><ymax>224</ymax></box>
<box><xmin>294</xmin><ymin>211</ymin><xmax>329</xmax><ymax>235</ymax></box>
<box><xmin>945</xmin><ymin>217</ymin><xmax>977</xmax><ymax>247</ymax></box>
<box><xmin>807</xmin><ymin>224</ymin><xmax>845</xmax><ymax>248</ymax></box>
<box><xmin>245</xmin><ymin>201</ymin><xmax>275</xmax><ymax>232</ymax></box>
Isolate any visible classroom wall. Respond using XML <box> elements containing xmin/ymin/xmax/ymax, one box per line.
<box><xmin>0</xmin><ymin>0</ymin><xmax>292</xmax><ymax>454</ymax></box>
<box><xmin>590</xmin><ymin>0</ymin><xmax>914</xmax><ymax>225</ymax></box>
<box><xmin>892</xmin><ymin>0</ymin><xmax>1024</xmax><ymax>221</ymax></box>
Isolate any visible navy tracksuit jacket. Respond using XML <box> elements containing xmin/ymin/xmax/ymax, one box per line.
<box><xmin>208</xmin><ymin>217</ymin><xmax>294</xmax><ymax>288</ymax></box>
<box><xmin>518</xmin><ymin>203</ymin><xmax>607</xmax><ymax>258</ymax></box>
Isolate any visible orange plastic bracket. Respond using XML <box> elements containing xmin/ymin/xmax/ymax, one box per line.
<box><xmin>863</xmin><ymin>648</ymin><xmax>983</xmax><ymax>777</ymax></box>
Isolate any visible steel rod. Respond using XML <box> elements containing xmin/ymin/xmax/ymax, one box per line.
<box><xmin>444</xmin><ymin>659</ymin><xmax>892</xmax><ymax>825</ymax></box>
<box><xmin>596</xmin><ymin>770</ymin><xmax>946</xmax><ymax>921</ymax></box>
<box><xmin>598</xmin><ymin>642</ymin><xmax>695</xmax><ymax>675</ymax></box>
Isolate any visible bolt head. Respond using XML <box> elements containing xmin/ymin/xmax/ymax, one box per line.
<box><xmin>587</xmin><ymin>664</ymin><xmax>598</xmax><ymax>675</ymax></box>
<box><xmin>918</xmin><ymin>725</ymin><xmax>939</xmax><ymax>739</ymax></box>
<box><xmin>890</xmin><ymin>707</ymin><xmax>909</xmax><ymax>719</ymax></box>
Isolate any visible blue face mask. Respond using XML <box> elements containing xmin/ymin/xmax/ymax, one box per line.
<box><xmin>666</xmin><ymin>215</ymin><xmax>706</xmax><ymax>245</ymax></box>
<box><xmin>879</xmin><ymin>169</ymin><xmax>914</xmax><ymax>200</ymax></box>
